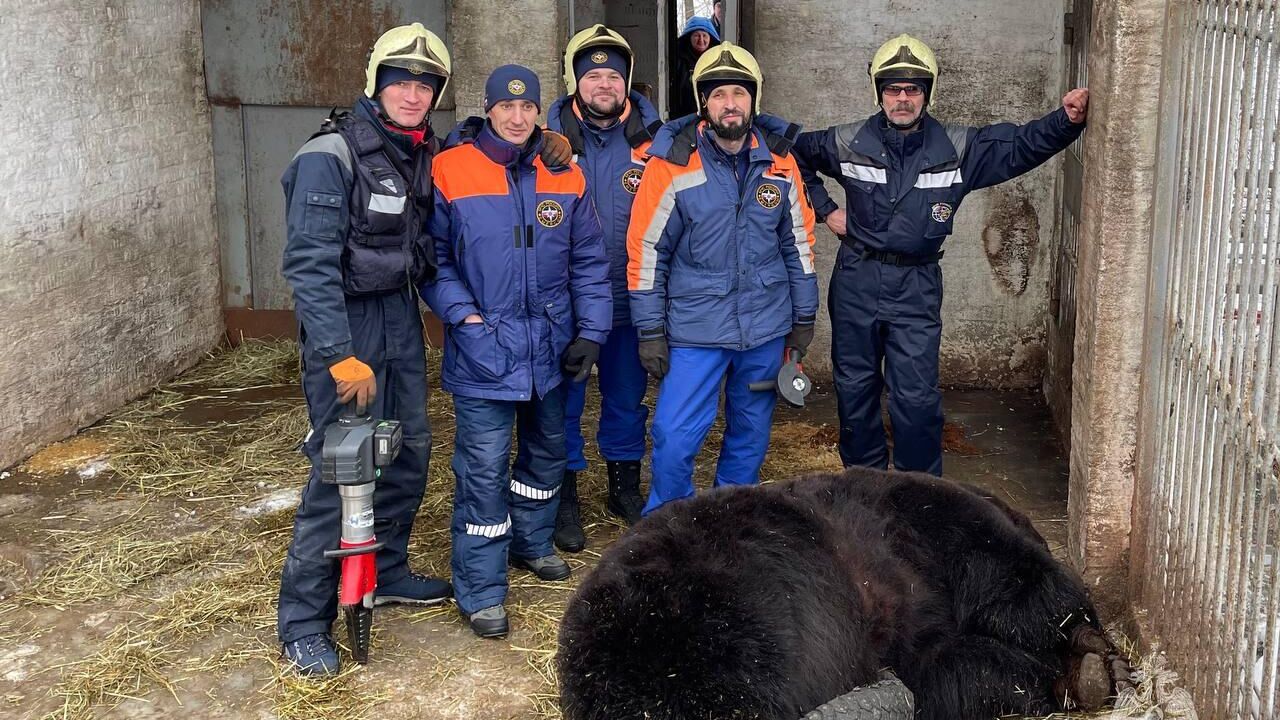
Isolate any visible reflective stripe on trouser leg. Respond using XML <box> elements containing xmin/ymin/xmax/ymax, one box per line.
<box><xmin>450</xmin><ymin>395</ymin><xmax>516</xmax><ymax>615</ymax></box>
<box><xmin>596</xmin><ymin>324</ymin><xmax>650</xmax><ymax>462</ymax></box>
<box><xmin>714</xmin><ymin>337</ymin><xmax>785</xmax><ymax>487</ymax></box>
<box><xmin>829</xmin><ymin>246</ymin><xmax>890</xmax><ymax>469</ymax></box>
<box><xmin>510</xmin><ymin>389</ymin><xmax>567</xmax><ymax>560</ymax></box>
<box><xmin>563</xmin><ymin>377</ymin><xmax>589</xmax><ymax>472</ymax></box>
<box><xmin>644</xmin><ymin>346</ymin><xmax>731</xmax><ymax>516</ymax></box>
<box><xmin>884</xmin><ymin>263</ymin><xmax>944</xmax><ymax>476</ymax></box>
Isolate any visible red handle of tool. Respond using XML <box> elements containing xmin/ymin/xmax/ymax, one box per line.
<box><xmin>337</xmin><ymin>538</ymin><xmax>378</xmax><ymax>606</ymax></box>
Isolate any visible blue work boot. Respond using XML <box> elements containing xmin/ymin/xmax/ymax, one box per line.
<box><xmin>374</xmin><ymin>572</ymin><xmax>453</xmax><ymax>606</ymax></box>
<box><xmin>282</xmin><ymin>632</ymin><xmax>340</xmax><ymax>676</ymax></box>
<box><xmin>510</xmin><ymin>553</ymin><xmax>572</xmax><ymax>581</ymax></box>
<box><xmin>463</xmin><ymin>605</ymin><xmax>509</xmax><ymax>639</ymax></box>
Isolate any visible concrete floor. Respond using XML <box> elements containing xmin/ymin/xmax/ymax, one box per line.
<box><xmin>803</xmin><ymin>384</ymin><xmax>1071</xmax><ymax>552</ymax></box>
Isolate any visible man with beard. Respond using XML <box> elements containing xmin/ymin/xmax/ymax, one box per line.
<box><xmin>627</xmin><ymin>43</ymin><xmax>818</xmax><ymax>515</ymax></box>
<box><xmin>547</xmin><ymin>25</ymin><xmax>663</xmax><ymax>551</ymax></box>
<box><xmin>792</xmin><ymin>34</ymin><xmax>1088</xmax><ymax>477</ymax></box>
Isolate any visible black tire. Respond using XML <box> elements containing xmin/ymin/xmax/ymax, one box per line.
<box><xmin>800</xmin><ymin>672</ymin><xmax>915</xmax><ymax>720</ymax></box>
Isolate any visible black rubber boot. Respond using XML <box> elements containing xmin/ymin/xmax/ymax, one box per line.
<box><xmin>554</xmin><ymin>470</ymin><xmax>586</xmax><ymax>552</ymax></box>
<box><xmin>606</xmin><ymin>461</ymin><xmax>645</xmax><ymax>526</ymax></box>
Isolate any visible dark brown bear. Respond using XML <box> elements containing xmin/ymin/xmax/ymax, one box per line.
<box><xmin>557</xmin><ymin>466</ymin><xmax>1118</xmax><ymax>719</ymax></box>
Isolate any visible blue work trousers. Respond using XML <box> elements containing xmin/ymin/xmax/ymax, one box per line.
<box><xmin>563</xmin><ymin>325</ymin><xmax>649</xmax><ymax>470</ymax></box>
<box><xmin>828</xmin><ymin>244</ymin><xmax>944</xmax><ymax>476</ymax></box>
<box><xmin>643</xmin><ymin>337</ymin><xmax>785</xmax><ymax>515</ymax></box>
<box><xmin>278</xmin><ymin>288</ymin><xmax>431</xmax><ymax>643</ymax></box>
<box><xmin>449</xmin><ymin>390</ymin><xmax>566</xmax><ymax>614</ymax></box>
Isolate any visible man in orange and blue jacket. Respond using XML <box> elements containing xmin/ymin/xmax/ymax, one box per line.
<box><xmin>423</xmin><ymin>65</ymin><xmax>611</xmax><ymax>639</ymax></box>
<box><xmin>627</xmin><ymin>43</ymin><xmax>818</xmax><ymax>516</ymax></box>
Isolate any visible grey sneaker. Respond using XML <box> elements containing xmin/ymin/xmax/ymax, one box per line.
<box><xmin>510</xmin><ymin>553</ymin><xmax>572</xmax><ymax>581</ymax></box>
<box><xmin>464</xmin><ymin>605</ymin><xmax>509</xmax><ymax>638</ymax></box>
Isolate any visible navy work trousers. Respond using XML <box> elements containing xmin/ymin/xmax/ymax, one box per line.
<box><xmin>277</xmin><ymin>288</ymin><xmax>432</xmax><ymax>643</ymax></box>
<box><xmin>829</xmin><ymin>244</ymin><xmax>944</xmax><ymax>476</ymax></box>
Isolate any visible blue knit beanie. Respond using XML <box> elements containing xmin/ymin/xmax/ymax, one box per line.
<box><xmin>484</xmin><ymin>64</ymin><xmax>541</xmax><ymax>112</ymax></box>
<box><xmin>375</xmin><ymin>65</ymin><xmax>443</xmax><ymax>97</ymax></box>
<box><xmin>573</xmin><ymin>46</ymin><xmax>630</xmax><ymax>87</ymax></box>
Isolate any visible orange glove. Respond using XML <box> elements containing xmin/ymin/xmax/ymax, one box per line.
<box><xmin>329</xmin><ymin>357</ymin><xmax>376</xmax><ymax>413</ymax></box>
<box><xmin>540</xmin><ymin>130</ymin><xmax>573</xmax><ymax>167</ymax></box>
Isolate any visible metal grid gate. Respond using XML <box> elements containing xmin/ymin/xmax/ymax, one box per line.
<box><xmin>1138</xmin><ymin>0</ymin><xmax>1280</xmax><ymax>717</ymax></box>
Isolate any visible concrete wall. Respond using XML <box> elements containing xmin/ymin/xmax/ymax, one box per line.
<box><xmin>450</xmin><ymin>0</ymin><xmax>567</xmax><ymax>120</ymax></box>
<box><xmin>1067</xmin><ymin>0</ymin><xmax>1166</xmax><ymax>616</ymax></box>
<box><xmin>751</xmin><ymin>0</ymin><xmax>1066</xmax><ymax>385</ymax></box>
<box><xmin>0</xmin><ymin>0</ymin><xmax>222</xmax><ymax>469</ymax></box>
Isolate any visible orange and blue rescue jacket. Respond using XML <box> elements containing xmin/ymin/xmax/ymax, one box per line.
<box><xmin>422</xmin><ymin>122</ymin><xmax>611</xmax><ymax>401</ymax></box>
<box><xmin>626</xmin><ymin>116</ymin><xmax>818</xmax><ymax>350</ymax></box>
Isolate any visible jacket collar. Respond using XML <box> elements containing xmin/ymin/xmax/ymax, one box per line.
<box><xmin>474</xmin><ymin>121</ymin><xmax>541</xmax><ymax>169</ymax></box>
<box><xmin>854</xmin><ymin>111</ymin><xmax>956</xmax><ymax>167</ymax></box>
<box><xmin>354</xmin><ymin>97</ymin><xmax>434</xmax><ymax>162</ymax></box>
<box><xmin>697</xmin><ymin>123</ymin><xmax>775</xmax><ymax>165</ymax></box>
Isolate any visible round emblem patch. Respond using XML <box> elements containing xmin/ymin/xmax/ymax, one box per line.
<box><xmin>591</xmin><ymin>50</ymin><xmax>609</xmax><ymax>64</ymax></box>
<box><xmin>536</xmin><ymin>200</ymin><xmax>565</xmax><ymax>228</ymax></box>
<box><xmin>930</xmin><ymin>202</ymin><xmax>954</xmax><ymax>223</ymax></box>
<box><xmin>508</xmin><ymin>79</ymin><xmax>526</xmax><ymax>95</ymax></box>
<box><xmin>407</xmin><ymin>62</ymin><xmax>426</xmax><ymax>75</ymax></box>
<box><xmin>756</xmin><ymin>183</ymin><xmax>782</xmax><ymax>209</ymax></box>
<box><xmin>621</xmin><ymin>168</ymin><xmax>643</xmax><ymax>194</ymax></box>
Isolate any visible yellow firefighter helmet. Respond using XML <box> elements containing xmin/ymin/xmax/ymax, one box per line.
<box><xmin>691</xmin><ymin>41</ymin><xmax>764</xmax><ymax>114</ymax></box>
<box><xmin>868</xmin><ymin>34</ymin><xmax>939</xmax><ymax>103</ymax></box>
<box><xmin>363</xmin><ymin>23</ymin><xmax>452</xmax><ymax>106</ymax></box>
<box><xmin>562</xmin><ymin>24</ymin><xmax>633</xmax><ymax>96</ymax></box>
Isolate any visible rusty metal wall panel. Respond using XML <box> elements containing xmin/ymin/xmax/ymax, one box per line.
<box><xmin>1137</xmin><ymin>0</ymin><xmax>1280</xmax><ymax>716</ymax></box>
<box><xmin>202</xmin><ymin>0</ymin><xmax>449</xmax><ymax>314</ymax></box>
<box><xmin>202</xmin><ymin>0</ymin><xmax>451</xmax><ymax>109</ymax></box>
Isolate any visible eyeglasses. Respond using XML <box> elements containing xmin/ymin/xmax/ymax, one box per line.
<box><xmin>881</xmin><ymin>85</ymin><xmax>924</xmax><ymax>98</ymax></box>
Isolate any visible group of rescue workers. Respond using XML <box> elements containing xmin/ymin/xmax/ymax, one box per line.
<box><xmin>277</xmin><ymin>20</ymin><xmax>1090</xmax><ymax>675</ymax></box>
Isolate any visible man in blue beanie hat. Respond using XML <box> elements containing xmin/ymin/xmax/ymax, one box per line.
<box><xmin>425</xmin><ymin>64</ymin><xmax>612</xmax><ymax>639</ymax></box>
<box><xmin>548</xmin><ymin>25</ymin><xmax>663</xmax><ymax>553</ymax></box>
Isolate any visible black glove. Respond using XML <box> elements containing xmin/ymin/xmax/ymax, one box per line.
<box><xmin>561</xmin><ymin>337</ymin><xmax>600</xmax><ymax>382</ymax></box>
<box><xmin>785</xmin><ymin>324</ymin><xmax>815</xmax><ymax>358</ymax></box>
<box><xmin>638</xmin><ymin>336</ymin><xmax>669</xmax><ymax>379</ymax></box>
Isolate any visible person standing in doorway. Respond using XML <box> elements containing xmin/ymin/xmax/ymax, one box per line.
<box><xmin>669</xmin><ymin>16</ymin><xmax>721</xmax><ymax>119</ymax></box>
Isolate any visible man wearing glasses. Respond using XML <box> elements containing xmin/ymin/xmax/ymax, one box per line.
<box><xmin>792</xmin><ymin>34</ymin><xmax>1089</xmax><ymax>477</ymax></box>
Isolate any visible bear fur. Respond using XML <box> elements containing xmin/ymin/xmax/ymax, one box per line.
<box><xmin>557</xmin><ymin>466</ymin><xmax>1108</xmax><ymax>720</ymax></box>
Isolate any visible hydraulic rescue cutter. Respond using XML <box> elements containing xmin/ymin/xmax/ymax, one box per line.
<box><xmin>321</xmin><ymin>403</ymin><xmax>402</xmax><ymax>663</ymax></box>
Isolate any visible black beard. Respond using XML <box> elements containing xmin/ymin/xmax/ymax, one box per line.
<box><xmin>709</xmin><ymin>112</ymin><xmax>752</xmax><ymax>140</ymax></box>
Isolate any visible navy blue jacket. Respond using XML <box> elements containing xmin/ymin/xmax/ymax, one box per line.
<box><xmin>547</xmin><ymin>92</ymin><xmax>661</xmax><ymax>328</ymax></box>
<box><xmin>423</xmin><ymin>123</ymin><xmax>611</xmax><ymax>401</ymax></box>
<box><xmin>281</xmin><ymin>97</ymin><xmax>431</xmax><ymax>365</ymax></box>
<box><xmin>793</xmin><ymin>107</ymin><xmax>1085</xmax><ymax>257</ymax></box>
